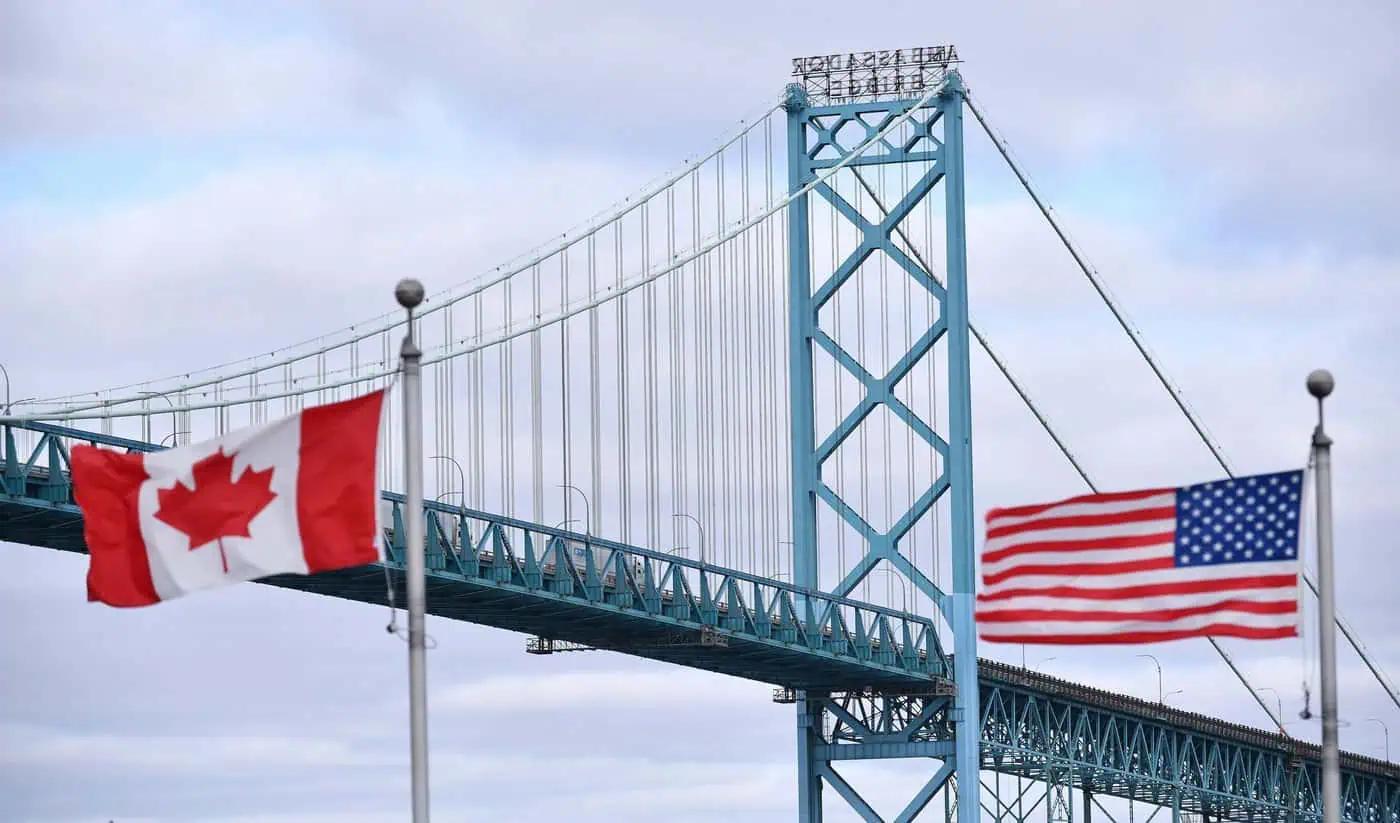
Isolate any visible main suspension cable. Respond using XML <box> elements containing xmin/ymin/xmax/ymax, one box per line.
<box><xmin>962</xmin><ymin>87</ymin><xmax>1400</xmax><ymax>718</ymax></box>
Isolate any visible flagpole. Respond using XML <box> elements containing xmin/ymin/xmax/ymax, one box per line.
<box><xmin>397</xmin><ymin>278</ymin><xmax>430</xmax><ymax>823</ymax></box>
<box><xmin>1308</xmin><ymin>368</ymin><xmax>1339</xmax><ymax>823</ymax></box>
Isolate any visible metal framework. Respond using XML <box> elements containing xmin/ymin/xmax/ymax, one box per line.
<box><xmin>3</xmin><ymin>420</ymin><xmax>1399</xmax><ymax>821</ymax></box>
<box><xmin>786</xmin><ymin>69</ymin><xmax>980</xmax><ymax>820</ymax></box>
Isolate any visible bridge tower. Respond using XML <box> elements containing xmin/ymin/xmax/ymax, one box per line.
<box><xmin>785</xmin><ymin>54</ymin><xmax>979</xmax><ymax>822</ymax></box>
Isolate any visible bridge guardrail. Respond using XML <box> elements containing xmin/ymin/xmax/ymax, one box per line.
<box><xmin>2</xmin><ymin>420</ymin><xmax>951</xmax><ymax>685</ymax></box>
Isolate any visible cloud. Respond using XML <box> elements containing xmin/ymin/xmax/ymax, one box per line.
<box><xmin>436</xmin><ymin>668</ymin><xmax>766</xmax><ymax>713</ymax></box>
<box><xmin>4</xmin><ymin>2</ymin><xmax>1400</xmax><ymax>821</ymax></box>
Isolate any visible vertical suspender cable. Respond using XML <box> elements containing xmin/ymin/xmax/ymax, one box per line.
<box><xmin>715</xmin><ymin>152</ymin><xmax>732</xmax><ymax>566</ymax></box>
<box><xmin>742</xmin><ymin>129</ymin><xmax>759</xmax><ymax>572</ymax></box>
<box><xmin>589</xmin><ymin>235</ymin><xmax>602</xmax><ymax>536</ymax></box>
<box><xmin>502</xmin><ymin>279</ymin><xmax>514</xmax><ymax>515</ymax></box>
<box><xmin>667</xmin><ymin>185</ymin><xmax>682</xmax><ymax>551</ymax></box>
<box><xmin>616</xmin><ymin>222</ymin><xmax>631</xmax><ymax>543</ymax></box>
<box><xmin>854</xmin><ymin>175</ymin><xmax>871</xmax><ymax>602</ymax></box>
<box><xmin>643</xmin><ymin>202</ymin><xmax>659</xmax><ymax>549</ymax></box>
<box><xmin>561</xmin><ymin>252</ymin><xmax>572</xmax><ymax>525</ymax></box>
<box><xmin>532</xmin><ymin>263</ymin><xmax>544</xmax><ymax>522</ymax></box>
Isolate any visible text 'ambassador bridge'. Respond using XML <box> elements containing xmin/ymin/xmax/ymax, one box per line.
<box><xmin>3</xmin><ymin>48</ymin><xmax>1398</xmax><ymax>822</ymax></box>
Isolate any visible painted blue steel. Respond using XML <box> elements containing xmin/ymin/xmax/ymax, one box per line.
<box><xmin>785</xmin><ymin>71</ymin><xmax>979</xmax><ymax>821</ymax></box>
<box><xmin>0</xmin><ymin>421</ymin><xmax>946</xmax><ymax>690</ymax></box>
<box><xmin>939</xmin><ymin>71</ymin><xmax>983</xmax><ymax>823</ymax></box>
<box><xmin>3</xmin><ymin>420</ymin><xmax>1399</xmax><ymax>820</ymax></box>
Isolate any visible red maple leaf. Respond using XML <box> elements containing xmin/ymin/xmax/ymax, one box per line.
<box><xmin>155</xmin><ymin>448</ymin><xmax>277</xmax><ymax>573</ymax></box>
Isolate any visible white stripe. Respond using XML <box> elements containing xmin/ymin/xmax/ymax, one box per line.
<box><xmin>979</xmin><ymin>610</ymin><xmax>1298</xmax><ymax>637</ymax></box>
<box><xmin>979</xmin><ymin>559</ymin><xmax>1299</xmax><ymax>596</ymax></box>
<box><xmin>139</xmin><ymin>412</ymin><xmax>308</xmax><ymax>601</ymax></box>
<box><xmin>982</xmin><ymin>543</ymin><xmax>1174</xmax><ymax>579</ymax></box>
<box><xmin>987</xmin><ymin>493</ymin><xmax>1176</xmax><ymax>530</ymax></box>
<box><xmin>976</xmin><ymin>589</ymin><xmax>1298</xmax><ymax>615</ymax></box>
<box><xmin>984</xmin><ymin>517</ymin><xmax>1175</xmax><ymax>554</ymax></box>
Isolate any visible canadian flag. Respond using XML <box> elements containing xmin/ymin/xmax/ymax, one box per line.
<box><xmin>71</xmin><ymin>390</ymin><xmax>387</xmax><ymax>607</ymax></box>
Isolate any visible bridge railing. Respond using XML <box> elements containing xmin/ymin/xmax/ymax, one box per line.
<box><xmin>383</xmin><ymin>492</ymin><xmax>949</xmax><ymax>680</ymax></box>
<box><xmin>1</xmin><ymin>420</ymin><xmax>950</xmax><ymax>684</ymax></box>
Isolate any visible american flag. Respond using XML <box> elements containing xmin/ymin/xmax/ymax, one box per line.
<box><xmin>976</xmin><ymin>471</ymin><xmax>1304</xmax><ymax>645</ymax></box>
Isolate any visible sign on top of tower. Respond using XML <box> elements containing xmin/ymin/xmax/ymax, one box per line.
<box><xmin>791</xmin><ymin>46</ymin><xmax>959</xmax><ymax>104</ymax></box>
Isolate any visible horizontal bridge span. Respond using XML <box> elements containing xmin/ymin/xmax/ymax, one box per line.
<box><xmin>0</xmin><ymin>421</ymin><xmax>949</xmax><ymax>691</ymax></box>
<box><xmin>974</xmin><ymin>659</ymin><xmax>1399</xmax><ymax>821</ymax></box>
<box><xmin>4</xmin><ymin>421</ymin><xmax>1398</xmax><ymax>820</ymax></box>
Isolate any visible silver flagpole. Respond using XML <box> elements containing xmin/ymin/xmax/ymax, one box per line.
<box><xmin>397</xmin><ymin>278</ymin><xmax>430</xmax><ymax>822</ymax></box>
<box><xmin>1308</xmin><ymin>368</ymin><xmax>1339</xmax><ymax>823</ymax></box>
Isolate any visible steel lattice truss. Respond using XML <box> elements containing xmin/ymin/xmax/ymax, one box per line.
<box><xmin>6</xmin><ymin>419</ymin><xmax>1397</xmax><ymax>821</ymax></box>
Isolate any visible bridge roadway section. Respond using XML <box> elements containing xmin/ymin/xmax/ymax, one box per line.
<box><xmin>3</xmin><ymin>421</ymin><xmax>1397</xmax><ymax>821</ymax></box>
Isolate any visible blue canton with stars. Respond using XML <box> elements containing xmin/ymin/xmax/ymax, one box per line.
<box><xmin>1174</xmin><ymin>471</ymin><xmax>1304</xmax><ymax>567</ymax></box>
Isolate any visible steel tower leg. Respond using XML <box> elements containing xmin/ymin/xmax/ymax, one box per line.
<box><xmin>783</xmin><ymin>70</ymin><xmax>976</xmax><ymax>821</ymax></box>
<box><xmin>797</xmin><ymin>693</ymin><xmax>824</xmax><ymax>821</ymax></box>
<box><xmin>939</xmin><ymin>71</ymin><xmax>981</xmax><ymax>823</ymax></box>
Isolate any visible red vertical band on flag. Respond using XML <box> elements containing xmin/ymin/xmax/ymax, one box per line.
<box><xmin>296</xmin><ymin>389</ymin><xmax>385</xmax><ymax>572</ymax></box>
<box><xmin>71</xmin><ymin>445</ymin><xmax>159</xmax><ymax>606</ymax></box>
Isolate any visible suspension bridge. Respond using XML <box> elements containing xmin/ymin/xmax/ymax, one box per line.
<box><xmin>2</xmin><ymin>52</ymin><xmax>1397</xmax><ymax>821</ymax></box>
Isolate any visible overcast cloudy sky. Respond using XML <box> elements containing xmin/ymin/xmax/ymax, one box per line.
<box><xmin>3</xmin><ymin>2</ymin><xmax>1399</xmax><ymax>821</ymax></box>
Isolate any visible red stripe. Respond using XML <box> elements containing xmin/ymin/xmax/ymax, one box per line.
<box><xmin>296</xmin><ymin>390</ymin><xmax>385</xmax><ymax>573</ymax></box>
<box><xmin>982</xmin><ymin>555</ymin><xmax>1174</xmax><ymax>585</ymax></box>
<box><xmin>71</xmin><ymin>445</ymin><xmax>159</xmax><ymax>607</ymax></box>
<box><xmin>985</xmin><ymin>506</ymin><xmax>1177</xmax><ymax>540</ymax></box>
<box><xmin>977</xmin><ymin>598</ymin><xmax>1297</xmax><ymax>623</ymax></box>
<box><xmin>986</xmin><ymin>487</ymin><xmax>1173</xmax><ymax>522</ymax></box>
<box><xmin>983</xmin><ymin>531</ymin><xmax>1175</xmax><ymax>564</ymax></box>
<box><xmin>976</xmin><ymin>573</ymin><xmax>1298</xmax><ymax>602</ymax></box>
<box><xmin>979</xmin><ymin>624</ymin><xmax>1298</xmax><ymax>645</ymax></box>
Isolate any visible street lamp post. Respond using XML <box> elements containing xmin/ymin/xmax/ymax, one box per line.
<box><xmin>1136</xmin><ymin>654</ymin><xmax>1164</xmax><ymax>704</ymax></box>
<box><xmin>561</xmin><ymin>484</ymin><xmax>592</xmax><ymax>536</ymax></box>
<box><xmin>159</xmin><ymin>431</ymin><xmax>191</xmax><ymax>448</ymax></box>
<box><xmin>673</xmin><ymin>513</ymin><xmax>706</xmax><ymax>565</ymax></box>
<box><xmin>776</xmin><ymin>540</ymin><xmax>794</xmax><ymax>583</ymax></box>
<box><xmin>429</xmin><ymin>456</ymin><xmax>467</xmax><ymax>509</ymax></box>
<box><xmin>1165</xmin><ymin>689</ymin><xmax>1184</xmax><ymax>706</ymax></box>
<box><xmin>1036</xmin><ymin>657</ymin><xmax>1058</xmax><ymax>673</ymax></box>
<box><xmin>138</xmin><ymin>391</ymin><xmax>177</xmax><ymax>446</ymax></box>
<box><xmin>1367</xmin><ymin>718</ymin><xmax>1390</xmax><ymax>762</ymax></box>
<box><xmin>869</xmin><ymin>568</ymin><xmax>910</xmax><ymax>613</ymax></box>
<box><xmin>1257</xmin><ymin>687</ymin><xmax>1284</xmax><ymax>723</ymax></box>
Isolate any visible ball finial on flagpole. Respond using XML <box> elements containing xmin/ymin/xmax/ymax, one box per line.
<box><xmin>1308</xmin><ymin>366</ymin><xmax>1340</xmax><ymax>823</ymax></box>
<box><xmin>395</xmin><ymin>278</ymin><xmax>425</xmax><ymax>310</ymax></box>
<box><xmin>1307</xmin><ymin>369</ymin><xmax>1335</xmax><ymax>399</ymax></box>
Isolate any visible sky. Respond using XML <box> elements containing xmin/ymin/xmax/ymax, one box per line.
<box><xmin>3</xmin><ymin>1</ymin><xmax>1399</xmax><ymax>821</ymax></box>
